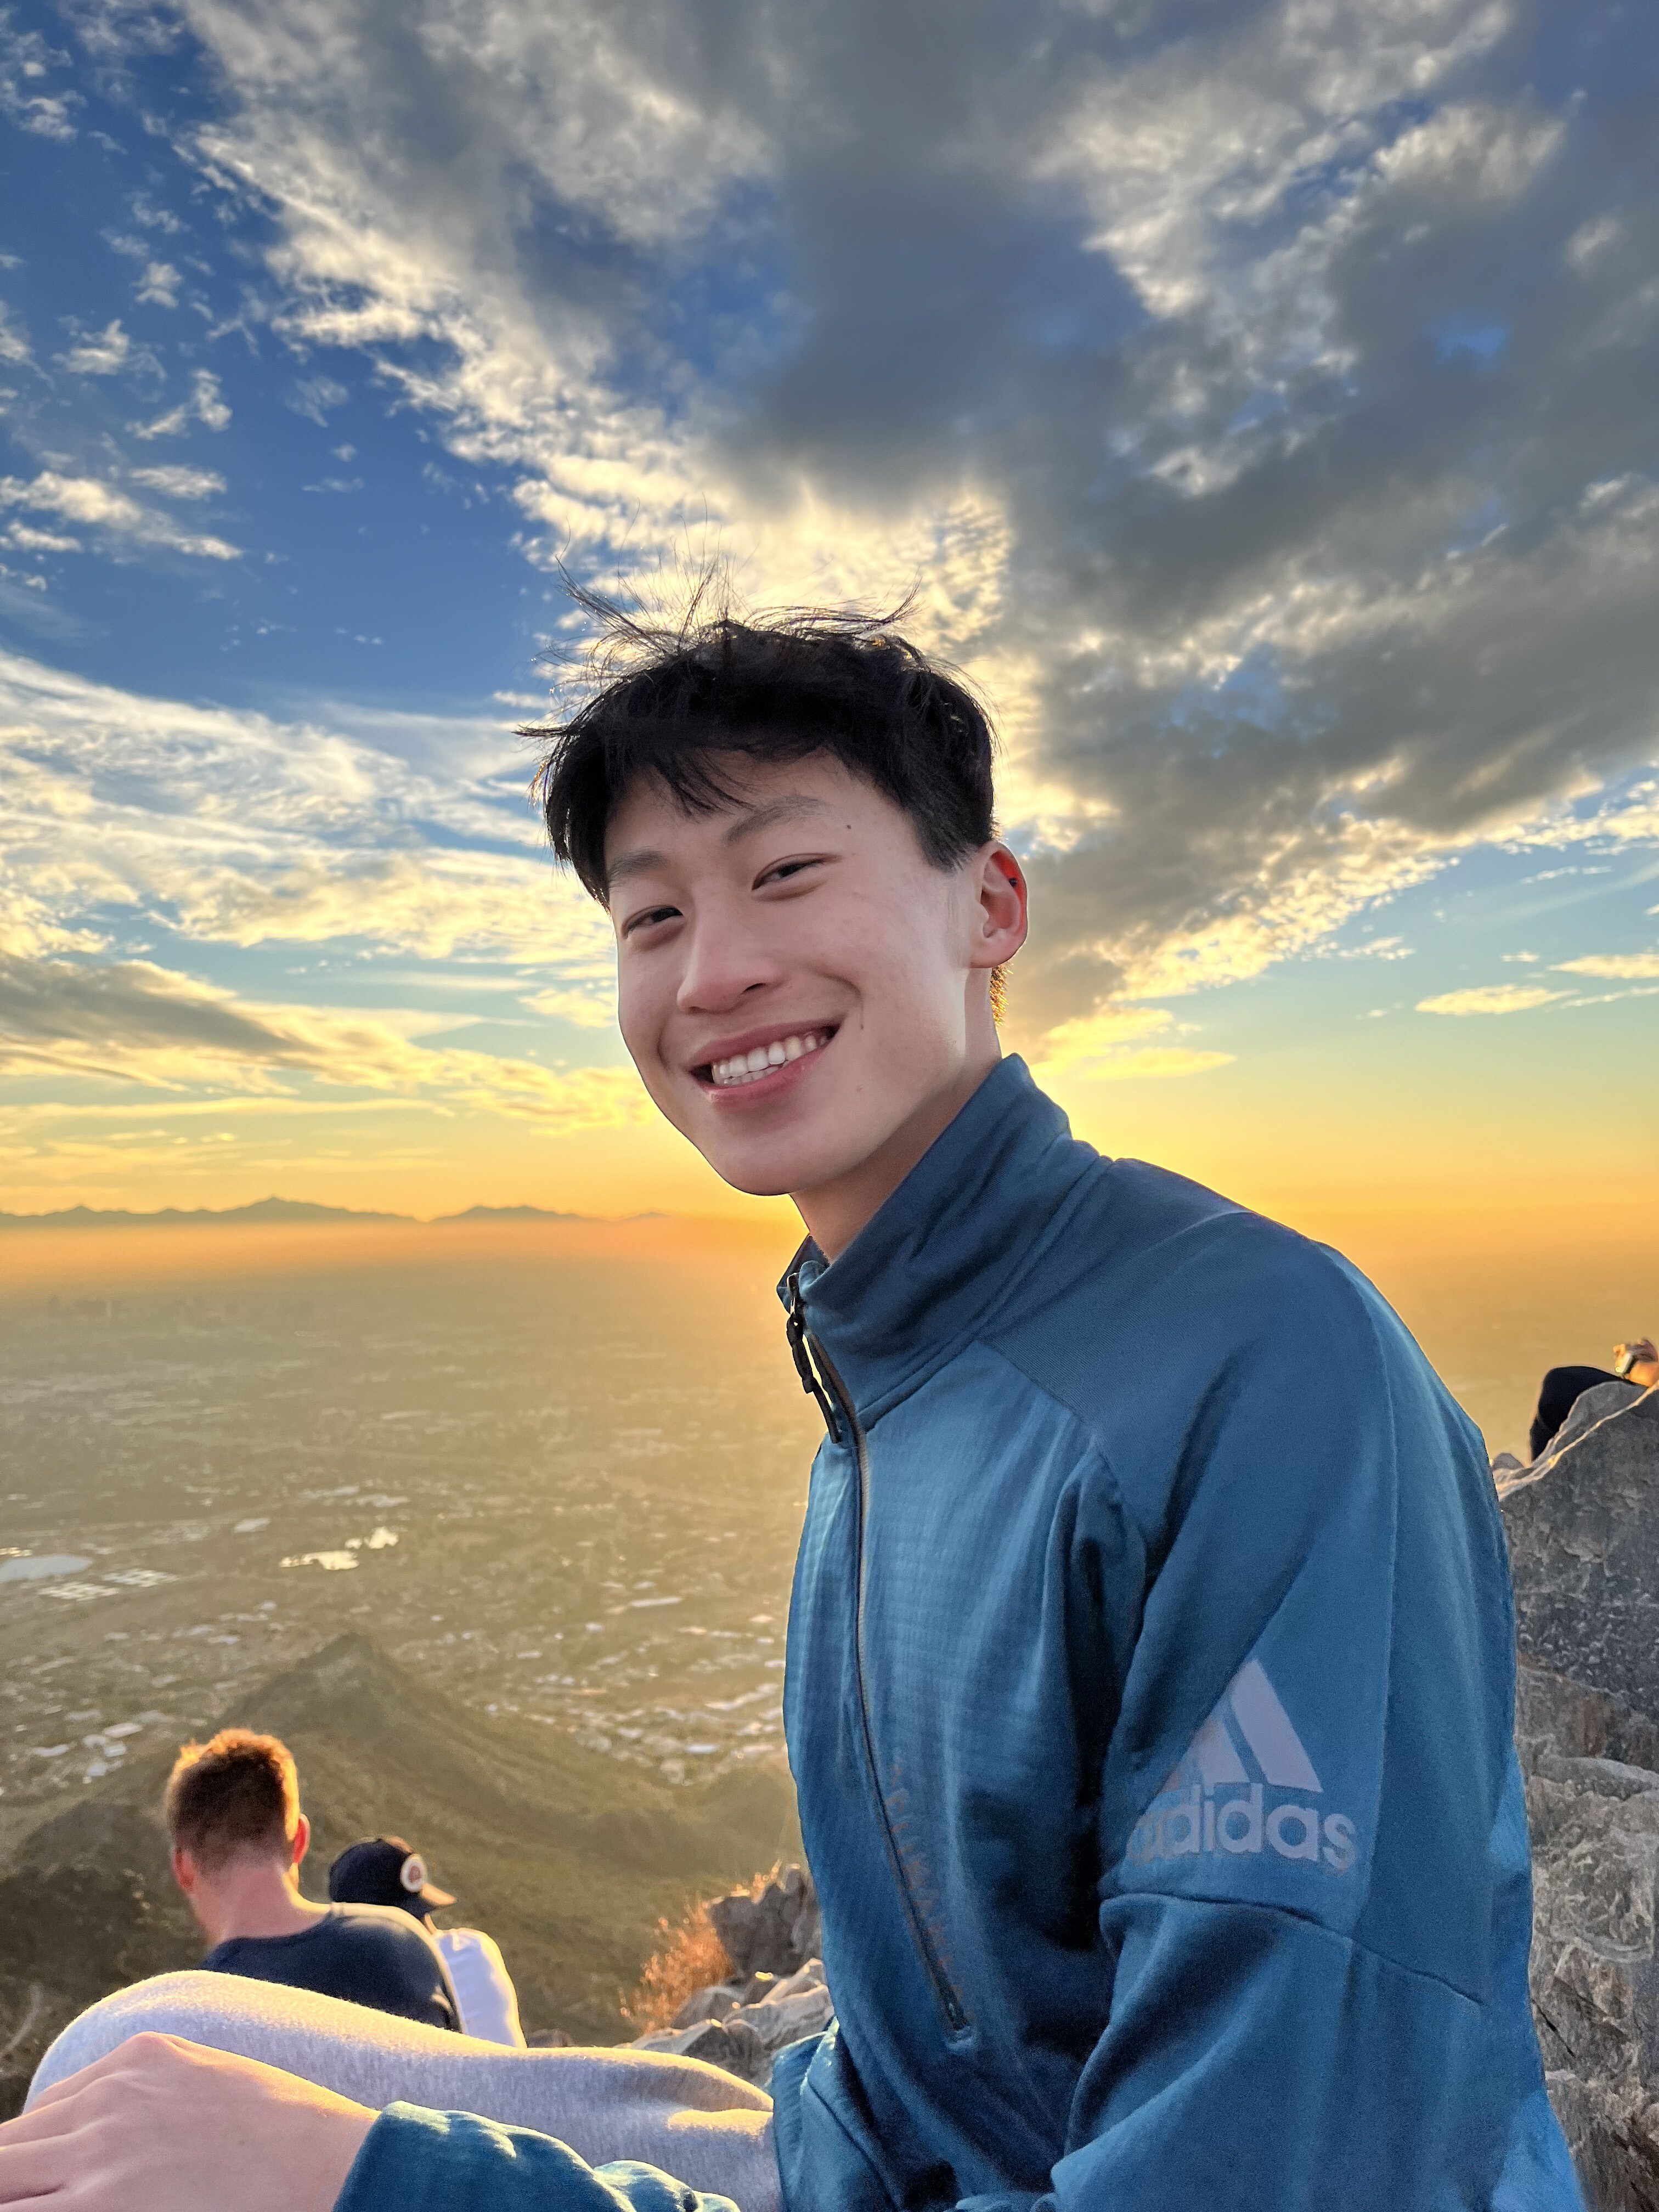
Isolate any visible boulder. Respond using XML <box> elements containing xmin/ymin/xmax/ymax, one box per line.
<box><xmin>708</xmin><ymin>1864</ymin><xmax>820</xmax><ymax>1981</ymax></box>
<box><xmin>721</xmin><ymin>1959</ymin><xmax>833</xmax><ymax>2059</ymax></box>
<box><xmin>629</xmin><ymin>2011</ymin><xmax>771</xmax><ymax>2084</ymax></box>
<box><xmin>1500</xmin><ymin>1386</ymin><xmax>1659</xmax><ymax>1715</ymax></box>
<box><xmin>1519</xmin><ymin>1660</ymin><xmax>1659</xmax><ymax>2209</ymax></box>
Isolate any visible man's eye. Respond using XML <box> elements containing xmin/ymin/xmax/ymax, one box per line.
<box><xmin>622</xmin><ymin>905</ymin><xmax>680</xmax><ymax>938</ymax></box>
<box><xmin>758</xmin><ymin>858</ymin><xmax>822</xmax><ymax>888</ymax></box>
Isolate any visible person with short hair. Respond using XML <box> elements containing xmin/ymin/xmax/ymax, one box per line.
<box><xmin>0</xmin><ymin>599</ymin><xmax>1580</xmax><ymax>2211</ymax></box>
<box><xmin>1530</xmin><ymin>1336</ymin><xmax>1657</xmax><ymax>1459</ymax></box>
<box><xmin>329</xmin><ymin>1836</ymin><xmax>526</xmax><ymax>2048</ymax></box>
<box><xmin>165</xmin><ymin>1730</ymin><xmax>460</xmax><ymax>2034</ymax></box>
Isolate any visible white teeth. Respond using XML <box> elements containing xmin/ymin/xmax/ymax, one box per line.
<box><xmin>708</xmin><ymin>1031</ymin><xmax>828</xmax><ymax>1087</ymax></box>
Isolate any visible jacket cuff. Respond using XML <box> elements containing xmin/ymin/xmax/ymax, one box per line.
<box><xmin>335</xmin><ymin>2100</ymin><xmax>747</xmax><ymax>2212</ymax></box>
<box><xmin>335</xmin><ymin>2102</ymin><xmax>581</xmax><ymax>2212</ymax></box>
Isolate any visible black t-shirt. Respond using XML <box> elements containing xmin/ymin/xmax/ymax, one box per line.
<box><xmin>202</xmin><ymin>1903</ymin><xmax>459</xmax><ymax>2030</ymax></box>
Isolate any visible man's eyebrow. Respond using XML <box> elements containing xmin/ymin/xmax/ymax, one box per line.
<box><xmin>606</xmin><ymin>846</ymin><xmax>667</xmax><ymax>889</ymax></box>
<box><xmin>721</xmin><ymin>794</ymin><xmax>831</xmax><ymax>845</ymax></box>
<box><xmin>606</xmin><ymin>797</ymin><xmax>831</xmax><ymax>891</ymax></box>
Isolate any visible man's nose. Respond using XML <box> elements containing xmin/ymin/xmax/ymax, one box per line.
<box><xmin>676</xmin><ymin>900</ymin><xmax>783</xmax><ymax>1013</ymax></box>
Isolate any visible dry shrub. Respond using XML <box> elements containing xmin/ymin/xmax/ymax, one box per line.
<box><xmin>621</xmin><ymin>1899</ymin><xmax>734</xmax><ymax>2033</ymax></box>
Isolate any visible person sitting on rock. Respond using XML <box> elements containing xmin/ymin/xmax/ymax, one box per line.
<box><xmin>163</xmin><ymin>1730</ymin><xmax>460</xmax><ymax>2033</ymax></box>
<box><xmin>1530</xmin><ymin>1335</ymin><xmax>1657</xmax><ymax>1460</ymax></box>
<box><xmin>1</xmin><ymin>597</ymin><xmax>1582</xmax><ymax>2212</ymax></box>
<box><xmin>329</xmin><ymin>1836</ymin><xmax>526</xmax><ymax>2047</ymax></box>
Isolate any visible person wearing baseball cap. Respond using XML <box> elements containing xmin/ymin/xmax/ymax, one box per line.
<box><xmin>329</xmin><ymin>1837</ymin><xmax>526</xmax><ymax>2049</ymax></box>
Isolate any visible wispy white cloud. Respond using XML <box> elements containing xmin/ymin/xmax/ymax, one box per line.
<box><xmin>0</xmin><ymin>14</ymin><xmax>77</xmax><ymax>139</ymax></box>
<box><xmin>128</xmin><ymin>465</ymin><xmax>227</xmax><ymax>500</ymax></box>
<box><xmin>131</xmin><ymin>368</ymin><xmax>231</xmax><ymax>440</ymax></box>
<box><xmin>103</xmin><ymin>231</ymin><xmax>183</xmax><ymax>307</ymax></box>
<box><xmin>1417</xmin><ymin>983</ymin><xmax>1568</xmax><ymax>1016</ymax></box>
<box><xmin>56</xmin><ymin>318</ymin><xmax>137</xmax><ymax>375</ymax></box>
<box><xmin>0</xmin><ymin>300</ymin><xmax>30</xmax><ymax>365</ymax></box>
<box><xmin>0</xmin><ymin>472</ymin><xmax>237</xmax><ymax>558</ymax></box>
<box><xmin>1029</xmin><ymin>1005</ymin><xmax>1232</xmax><ymax>1082</ymax></box>
<box><xmin>1553</xmin><ymin>951</ymin><xmax>1659</xmax><ymax>979</ymax></box>
<box><xmin>0</xmin><ymin>648</ymin><xmax>613</xmax><ymax>981</ymax></box>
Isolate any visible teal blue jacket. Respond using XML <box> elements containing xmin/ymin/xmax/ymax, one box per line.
<box><xmin>339</xmin><ymin>1059</ymin><xmax>1580</xmax><ymax>2212</ymax></box>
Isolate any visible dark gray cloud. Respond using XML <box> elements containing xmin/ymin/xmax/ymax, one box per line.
<box><xmin>0</xmin><ymin>951</ymin><xmax>314</xmax><ymax>1075</ymax></box>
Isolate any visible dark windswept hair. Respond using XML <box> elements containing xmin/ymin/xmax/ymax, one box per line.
<box><xmin>527</xmin><ymin>579</ymin><xmax>998</xmax><ymax>904</ymax></box>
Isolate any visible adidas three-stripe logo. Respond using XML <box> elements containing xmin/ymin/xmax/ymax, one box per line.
<box><xmin>1126</xmin><ymin>1656</ymin><xmax>1358</xmax><ymax>1877</ymax></box>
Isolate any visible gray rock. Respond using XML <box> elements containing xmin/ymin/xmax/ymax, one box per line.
<box><xmin>1516</xmin><ymin>1661</ymin><xmax>1659</xmax><ymax>1779</ymax></box>
<box><xmin>1501</xmin><ymin>1386</ymin><xmax>1659</xmax><ymax>1716</ymax></box>
<box><xmin>707</xmin><ymin>1864</ymin><xmax>821</xmax><ymax>1981</ymax></box>
<box><xmin>723</xmin><ymin>1960</ymin><xmax>833</xmax><ymax>2057</ymax></box>
<box><xmin>670</xmin><ymin>1982</ymin><xmax>742</xmax><ymax>2030</ymax></box>
<box><xmin>1520</xmin><ymin>1661</ymin><xmax>1659</xmax><ymax>2207</ymax></box>
<box><xmin>630</xmin><ymin>2013</ymin><xmax>771</xmax><ymax>2084</ymax></box>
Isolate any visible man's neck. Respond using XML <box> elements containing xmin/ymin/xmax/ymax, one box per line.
<box><xmin>794</xmin><ymin>1044</ymin><xmax>1000</xmax><ymax>1260</ymax></box>
<box><xmin>195</xmin><ymin>1860</ymin><xmax>328</xmax><ymax>1949</ymax></box>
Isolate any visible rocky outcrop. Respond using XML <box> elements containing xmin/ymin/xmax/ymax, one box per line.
<box><xmin>708</xmin><ymin>1864</ymin><xmax>820</xmax><ymax>1982</ymax></box>
<box><xmin>633</xmin><ymin>1957</ymin><xmax>834</xmax><ymax>2086</ymax></box>
<box><xmin>1517</xmin><ymin>1662</ymin><xmax>1659</xmax><ymax>2211</ymax></box>
<box><xmin>630</xmin><ymin>1867</ymin><xmax>833</xmax><ymax>2087</ymax></box>
<box><xmin>1502</xmin><ymin>1389</ymin><xmax>1659</xmax><ymax>2209</ymax></box>
<box><xmin>1500</xmin><ymin>1385</ymin><xmax>1658</xmax><ymax>1713</ymax></box>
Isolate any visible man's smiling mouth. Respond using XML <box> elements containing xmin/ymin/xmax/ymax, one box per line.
<box><xmin>701</xmin><ymin>1028</ymin><xmax>834</xmax><ymax>1090</ymax></box>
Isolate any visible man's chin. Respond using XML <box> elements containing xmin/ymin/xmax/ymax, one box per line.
<box><xmin>694</xmin><ymin>1128</ymin><xmax>870</xmax><ymax>1207</ymax></box>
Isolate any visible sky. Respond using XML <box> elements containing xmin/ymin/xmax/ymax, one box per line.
<box><xmin>1</xmin><ymin>0</ymin><xmax>1656</xmax><ymax>1235</ymax></box>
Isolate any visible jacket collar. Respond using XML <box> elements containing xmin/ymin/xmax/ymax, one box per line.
<box><xmin>778</xmin><ymin>1056</ymin><xmax>1099</xmax><ymax>1429</ymax></box>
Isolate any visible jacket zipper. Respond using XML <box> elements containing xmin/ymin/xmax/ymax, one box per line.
<box><xmin>786</xmin><ymin>1274</ymin><xmax>970</xmax><ymax>2035</ymax></box>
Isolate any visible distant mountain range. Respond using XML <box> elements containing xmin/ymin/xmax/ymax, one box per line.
<box><xmin>0</xmin><ymin>1198</ymin><xmax>645</xmax><ymax>1231</ymax></box>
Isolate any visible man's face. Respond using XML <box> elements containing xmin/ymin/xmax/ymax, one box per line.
<box><xmin>607</xmin><ymin>753</ymin><xmax>1017</xmax><ymax>1216</ymax></box>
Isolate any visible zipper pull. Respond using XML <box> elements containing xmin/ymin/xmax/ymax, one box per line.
<box><xmin>785</xmin><ymin>1271</ymin><xmax>843</xmax><ymax>1444</ymax></box>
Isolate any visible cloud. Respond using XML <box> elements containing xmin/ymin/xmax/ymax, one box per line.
<box><xmin>0</xmin><ymin>647</ymin><xmax>613</xmax><ymax>981</ymax></box>
<box><xmin>0</xmin><ymin>949</ymin><xmax>650</xmax><ymax>1128</ymax></box>
<box><xmin>103</xmin><ymin>0</ymin><xmax>1645</xmax><ymax>1058</ymax></box>
<box><xmin>131</xmin><ymin>368</ymin><xmax>231</xmax><ymax>440</ymax></box>
<box><xmin>104</xmin><ymin>230</ymin><xmax>182</xmax><ymax>306</ymax></box>
<box><xmin>0</xmin><ymin>472</ymin><xmax>238</xmax><ymax>559</ymax></box>
<box><xmin>0</xmin><ymin>301</ymin><xmax>30</xmax><ymax>365</ymax></box>
<box><xmin>286</xmin><ymin>375</ymin><xmax>349</xmax><ymax>425</ymax></box>
<box><xmin>134</xmin><ymin>261</ymin><xmax>182</xmax><ymax>308</ymax></box>
<box><xmin>4</xmin><ymin>522</ymin><xmax>80</xmax><ymax>554</ymax></box>
<box><xmin>128</xmin><ymin>465</ymin><xmax>227</xmax><ymax>500</ymax></box>
<box><xmin>1553</xmin><ymin>951</ymin><xmax>1659</xmax><ymax>980</ymax></box>
<box><xmin>56</xmin><ymin>318</ymin><xmax>135</xmax><ymax>375</ymax></box>
<box><xmin>1416</xmin><ymin>984</ymin><xmax>1568</xmax><ymax>1017</ymax></box>
<box><xmin>1029</xmin><ymin>1005</ymin><xmax>1232</xmax><ymax>1081</ymax></box>
<box><xmin>0</xmin><ymin>15</ymin><xmax>77</xmax><ymax>138</ymax></box>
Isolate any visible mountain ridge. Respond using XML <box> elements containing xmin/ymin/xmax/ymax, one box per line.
<box><xmin>0</xmin><ymin>1633</ymin><xmax>798</xmax><ymax>2114</ymax></box>
<box><xmin>0</xmin><ymin>1198</ymin><xmax>656</xmax><ymax>1231</ymax></box>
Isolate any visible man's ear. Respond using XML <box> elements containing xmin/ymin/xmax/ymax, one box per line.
<box><xmin>172</xmin><ymin>1843</ymin><xmax>196</xmax><ymax>1895</ymax></box>
<box><xmin>291</xmin><ymin>1812</ymin><xmax>311</xmax><ymax>1871</ymax></box>
<box><xmin>969</xmin><ymin>844</ymin><xmax>1029</xmax><ymax>971</ymax></box>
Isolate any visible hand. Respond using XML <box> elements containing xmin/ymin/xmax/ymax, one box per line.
<box><xmin>1615</xmin><ymin>1339</ymin><xmax>1659</xmax><ymax>1388</ymax></box>
<box><xmin>0</xmin><ymin>2032</ymin><xmax>376</xmax><ymax>2210</ymax></box>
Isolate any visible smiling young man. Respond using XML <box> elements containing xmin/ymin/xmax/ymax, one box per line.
<box><xmin>0</xmin><ymin>609</ymin><xmax>1581</xmax><ymax>2212</ymax></box>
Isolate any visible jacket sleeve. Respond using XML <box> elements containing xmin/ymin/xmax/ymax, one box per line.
<box><xmin>335</xmin><ymin>2102</ymin><xmax>742</xmax><ymax>2212</ymax></box>
<box><xmin>1032</xmin><ymin>1246</ymin><xmax>1577</xmax><ymax>2211</ymax></box>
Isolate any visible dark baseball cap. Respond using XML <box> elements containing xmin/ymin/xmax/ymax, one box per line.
<box><xmin>328</xmin><ymin>1835</ymin><xmax>455</xmax><ymax>1912</ymax></box>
